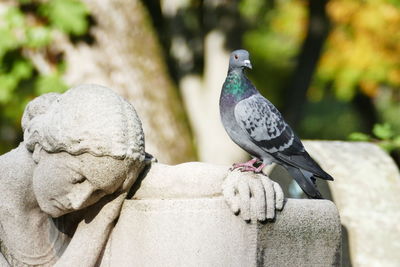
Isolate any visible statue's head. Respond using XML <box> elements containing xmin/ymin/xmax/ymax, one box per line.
<box><xmin>22</xmin><ymin>84</ymin><xmax>146</xmax><ymax>217</ymax></box>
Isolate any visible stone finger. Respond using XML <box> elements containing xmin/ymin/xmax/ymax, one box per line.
<box><xmin>237</xmin><ymin>179</ymin><xmax>251</xmax><ymax>221</ymax></box>
<box><xmin>231</xmin><ymin>195</ymin><xmax>240</xmax><ymax>215</ymax></box>
<box><xmin>261</xmin><ymin>176</ymin><xmax>275</xmax><ymax>220</ymax></box>
<box><xmin>249</xmin><ymin>177</ymin><xmax>266</xmax><ymax>222</ymax></box>
<box><xmin>222</xmin><ymin>177</ymin><xmax>237</xmax><ymax>212</ymax></box>
<box><xmin>273</xmin><ymin>181</ymin><xmax>284</xmax><ymax>211</ymax></box>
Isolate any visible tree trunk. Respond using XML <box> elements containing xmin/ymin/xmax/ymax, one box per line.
<box><xmin>149</xmin><ymin>1</ymin><xmax>248</xmax><ymax>165</ymax></box>
<box><xmin>283</xmin><ymin>0</ymin><xmax>330</xmax><ymax>128</ymax></box>
<box><xmin>59</xmin><ymin>0</ymin><xmax>196</xmax><ymax>164</ymax></box>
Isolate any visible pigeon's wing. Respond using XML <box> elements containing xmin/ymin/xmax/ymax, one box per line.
<box><xmin>234</xmin><ymin>94</ymin><xmax>301</xmax><ymax>154</ymax></box>
<box><xmin>234</xmin><ymin>94</ymin><xmax>333</xmax><ymax>181</ymax></box>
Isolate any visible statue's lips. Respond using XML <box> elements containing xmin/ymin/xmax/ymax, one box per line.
<box><xmin>52</xmin><ymin>198</ymin><xmax>70</xmax><ymax>211</ymax></box>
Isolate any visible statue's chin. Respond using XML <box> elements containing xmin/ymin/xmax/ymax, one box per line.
<box><xmin>40</xmin><ymin>203</ymin><xmax>69</xmax><ymax>218</ymax></box>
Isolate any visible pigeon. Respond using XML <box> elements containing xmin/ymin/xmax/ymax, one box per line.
<box><xmin>219</xmin><ymin>49</ymin><xmax>333</xmax><ymax>199</ymax></box>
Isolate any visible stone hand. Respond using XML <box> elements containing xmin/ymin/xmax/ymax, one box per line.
<box><xmin>222</xmin><ymin>169</ymin><xmax>284</xmax><ymax>222</ymax></box>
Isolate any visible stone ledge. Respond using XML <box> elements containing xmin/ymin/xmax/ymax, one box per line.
<box><xmin>304</xmin><ymin>141</ymin><xmax>400</xmax><ymax>266</ymax></box>
<box><xmin>100</xmin><ymin>198</ymin><xmax>341</xmax><ymax>267</ymax></box>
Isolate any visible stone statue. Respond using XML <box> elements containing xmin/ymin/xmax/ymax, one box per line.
<box><xmin>0</xmin><ymin>85</ymin><xmax>284</xmax><ymax>266</ymax></box>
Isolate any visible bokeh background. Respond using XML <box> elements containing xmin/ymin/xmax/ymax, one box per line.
<box><xmin>0</xmin><ymin>0</ymin><xmax>399</xmax><ymax>167</ymax></box>
<box><xmin>1</xmin><ymin>1</ymin><xmax>400</xmax><ymax>266</ymax></box>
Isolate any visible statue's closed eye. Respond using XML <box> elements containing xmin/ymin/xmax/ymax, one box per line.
<box><xmin>91</xmin><ymin>189</ymin><xmax>106</xmax><ymax>199</ymax></box>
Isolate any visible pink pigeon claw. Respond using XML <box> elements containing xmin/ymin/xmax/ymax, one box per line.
<box><xmin>229</xmin><ymin>158</ymin><xmax>259</xmax><ymax>171</ymax></box>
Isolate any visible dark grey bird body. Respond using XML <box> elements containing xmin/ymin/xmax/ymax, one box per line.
<box><xmin>220</xmin><ymin>50</ymin><xmax>333</xmax><ymax>199</ymax></box>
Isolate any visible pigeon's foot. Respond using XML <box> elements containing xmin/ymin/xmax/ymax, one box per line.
<box><xmin>254</xmin><ymin>163</ymin><xmax>266</xmax><ymax>173</ymax></box>
<box><xmin>230</xmin><ymin>158</ymin><xmax>260</xmax><ymax>171</ymax></box>
<box><xmin>239</xmin><ymin>165</ymin><xmax>259</xmax><ymax>172</ymax></box>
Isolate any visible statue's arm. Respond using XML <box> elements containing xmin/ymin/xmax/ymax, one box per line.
<box><xmin>135</xmin><ymin>162</ymin><xmax>284</xmax><ymax>222</ymax></box>
<box><xmin>54</xmin><ymin>192</ymin><xmax>126</xmax><ymax>267</ymax></box>
<box><xmin>134</xmin><ymin>162</ymin><xmax>228</xmax><ymax>199</ymax></box>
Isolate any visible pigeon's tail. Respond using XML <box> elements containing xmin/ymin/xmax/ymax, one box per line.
<box><xmin>275</xmin><ymin>151</ymin><xmax>334</xmax><ymax>181</ymax></box>
<box><xmin>285</xmin><ymin>165</ymin><xmax>323</xmax><ymax>199</ymax></box>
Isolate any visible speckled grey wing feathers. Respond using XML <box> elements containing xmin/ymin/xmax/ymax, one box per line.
<box><xmin>234</xmin><ymin>94</ymin><xmax>295</xmax><ymax>154</ymax></box>
<box><xmin>234</xmin><ymin>93</ymin><xmax>333</xmax><ymax>194</ymax></box>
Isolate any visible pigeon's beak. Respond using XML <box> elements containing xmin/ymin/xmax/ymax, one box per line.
<box><xmin>244</xmin><ymin>59</ymin><xmax>252</xmax><ymax>69</ymax></box>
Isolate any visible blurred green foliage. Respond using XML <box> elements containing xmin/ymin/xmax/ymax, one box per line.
<box><xmin>236</xmin><ymin>0</ymin><xmax>400</xmax><ymax>166</ymax></box>
<box><xmin>239</xmin><ymin>0</ymin><xmax>400</xmax><ymax>145</ymax></box>
<box><xmin>240</xmin><ymin>0</ymin><xmax>306</xmax><ymax>106</ymax></box>
<box><xmin>39</xmin><ymin>0</ymin><xmax>89</xmax><ymax>35</ymax></box>
<box><xmin>349</xmin><ymin>123</ymin><xmax>400</xmax><ymax>153</ymax></box>
<box><xmin>0</xmin><ymin>0</ymin><xmax>88</xmax><ymax>153</ymax></box>
<box><xmin>317</xmin><ymin>0</ymin><xmax>400</xmax><ymax>101</ymax></box>
<box><xmin>1</xmin><ymin>0</ymin><xmax>399</xmax><ymax>165</ymax></box>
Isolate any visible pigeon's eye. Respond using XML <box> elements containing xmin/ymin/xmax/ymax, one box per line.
<box><xmin>234</xmin><ymin>54</ymin><xmax>238</xmax><ymax>60</ymax></box>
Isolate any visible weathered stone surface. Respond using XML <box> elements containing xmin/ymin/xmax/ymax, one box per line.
<box><xmin>0</xmin><ymin>85</ymin><xmax>147</xmax><ymax>267</ymax></box>
<box><xmin>304</xmin><ymin>141</ymin><xmax>400</xmax><ymax>267</ymax></box>
<box><xmin>0</xmin><ymin>86</ymin><xmax>342</xmax><ymax>267</ymax></box>
<box><xmin>134</xmin><ymin>163</ymin><xmax>285</xmax><ymax>222</ymax></box>
<box><xmin>100</xmin><ymin>198</ymin><xmax>340</xmax><ymax>267</ymax></box>
<box><xmin>133</xmin><ymin>162</ymin><xmax>227</xmax><ymax>199</ymax></box>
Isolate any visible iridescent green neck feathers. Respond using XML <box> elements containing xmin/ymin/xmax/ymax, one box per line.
<box><xmin>224</xmin><ymin>70</ymin><xmax>245</xmax><ymax>96</ymax></box>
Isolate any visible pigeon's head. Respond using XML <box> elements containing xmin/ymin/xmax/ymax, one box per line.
<box><xmin>229</xmin><ymin>49</ymin><xmax>252</xmax><ymax>71</ymax></box>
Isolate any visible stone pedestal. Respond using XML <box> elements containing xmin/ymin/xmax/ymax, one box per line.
<box><xmin>100</xmin><ymin>198</ymin><xmax>341</xmax><ymax>267</ymax></box>
<box><xmin>304</xmin><ymin>141</ymin><xmax>400</xmax><ymax>267</ymax></box>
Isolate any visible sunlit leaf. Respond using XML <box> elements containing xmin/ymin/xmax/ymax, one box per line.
<box><xmin>348</xmin><ymin>132</ymin><xmax>371</xmax><ymax>141</ymax></box>
<box><xmin>0</xmin><ymin>28</ymin><xmax>19</xmax><ymax>60</ymax></box>
<box><xmin>35</xmin><ymin>73</ymin><xmax>68</xmax><ymax>95</ymax></box>
<box><xmin>373</xmin><ymin>123</ymin><xmax>394</xmax><ymax>140</ymax></box>
<box><xmin>39</xmin><ymin>0</ymin><xmax>89</xmax><ymax>35</ymax></box>
<box><xmin>11</xmin><ymin>60</ymin><xmax>33</xmax><ymax>80</ymax></box>
<box><xmin>0</xmin><ymin>75</ymin><xmax>18</xmax><ymax>103</ymax></box>
<box><xmin>4</xmin><ymin>6</ymin><xmax>25</xmax><ymax>28</ymax></box>
<box><xmin>25</xmin><ymin>26</ymin><xmax>52</xmax><ymax>48</ymax></box>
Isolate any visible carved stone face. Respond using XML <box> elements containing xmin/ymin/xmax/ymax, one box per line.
<box><xmin>32</xmin><ymin>150</ymin><xmax>135</xmax><ymax>217</ymax></box>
